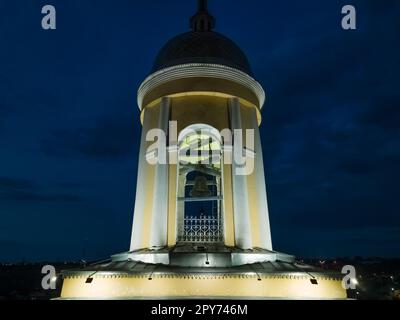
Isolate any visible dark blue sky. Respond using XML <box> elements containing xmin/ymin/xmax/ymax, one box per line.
<box><xmin>0</xmin><ymin>0</ymin><xmax>399</xmax><ymax>262</ymax></box>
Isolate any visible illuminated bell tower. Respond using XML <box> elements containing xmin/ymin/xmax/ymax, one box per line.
<box><xmin>130</xmin><ymin>0</ymin><xmax>273</xmax><ymax>253</ymax></box>
<box><xmin>60</xmin><ymin>1</ymin><xmax>347</xmax><ymax>300</ymax></box>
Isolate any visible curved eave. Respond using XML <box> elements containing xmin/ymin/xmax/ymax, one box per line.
<box><xmin>137</xmin><ymin>63</ymin><xmax>266</xmax><ymax>111</ymax></box>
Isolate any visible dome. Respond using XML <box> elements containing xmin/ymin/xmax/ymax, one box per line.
<box><xmin>151</xmin><ymin>31</ymin><xmax>253</xmax><ymax>76</ymax></box>
<box><xmin>150</xmin><ymin>0</ymin><xmax>253</xmax><ymax>76</ymax></box>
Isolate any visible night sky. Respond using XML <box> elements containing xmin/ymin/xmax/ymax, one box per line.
<box><xmin>1</xmin><ymin>0</ymin><xmax>399</xmax><ymax>262</ymax></box>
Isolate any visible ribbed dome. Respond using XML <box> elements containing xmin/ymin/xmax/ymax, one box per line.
<box><xmin>151</xmin><ymin>31</ymin><xmax>253</xmax><ymax>76</ymax></box>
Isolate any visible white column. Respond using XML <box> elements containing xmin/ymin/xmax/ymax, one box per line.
<box><xmin>251</xmin><ymin>108</ymin><xmax>273</xmax><ymax>250</ymax></box>
<box><xmin>176</xmin><ymin>173</ymin><xmax>186</xmax><ymax>240</ymax></box>
<box><xmin>130</xmin><ymin>108</ymin><xmax>151</xmax><ymax>251</ymax></box>
<box><xmin>149</xmin><ymin>97</ymin><xmax>171</xmax><ymax>248</ymax></box>
<box><xmin>229</xmin><ymin>98</ymin><xmax>252</xmax><ymax>249</ymax></box>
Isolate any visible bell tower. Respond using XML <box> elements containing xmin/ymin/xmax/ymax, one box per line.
<box><xmin>129</xmin><ymin>0</ymin><xmax>273</xmax><ymax>252</ymax></box>
<box><xmin>59</xmin><ymin>1</ymin><xmax>348</xmax><ymax>300</ymax></box>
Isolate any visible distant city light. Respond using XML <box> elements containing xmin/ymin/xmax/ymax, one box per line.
<box><xmin>351</xmin><ymin>278</ymin><xmax>358</xmax><ymax>285</ymax></box>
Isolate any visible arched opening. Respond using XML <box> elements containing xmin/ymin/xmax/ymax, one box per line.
<box><xmin>176</xmin><ymin>124</ymin><xmax>224</xmax><ymax>243</ymax></box>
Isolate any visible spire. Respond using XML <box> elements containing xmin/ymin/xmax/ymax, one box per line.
<box><xmin>190</xmin><ymin>0</ymin><xmax>215</xmax><ymax>32</ymax></box>
<box><xmin>198</xmin><ymin>0</ymin><xmax>207</xmax><ymax>11</ymax></box>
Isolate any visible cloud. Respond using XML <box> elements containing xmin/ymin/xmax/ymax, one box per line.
<box><xmin>40</xmin><ymin>114</ymin><xmax>138</xmax><ymax>159</ymax></box>
<box><xmin>0</xmin><ymin>177</ymin><xmax>34</xmax><ymax>189</ymax></box>
<box><xmin>0</xmin><ymin>190</ymin><xmax>83</xmax><ymax>203</ymax></box>
<box><xmin>0</xmin><ymin>176</ymin><xmax>83</xmax><ymax>204</ymax></box>
<box><xmin>56</xmin><ymin>182</ymin><xmax>83</xmax><ymax>188</ymax></box>
<box><xmin>258</xmin><ymin>1</ymin><xmax>400</xmax><ymax>242</ymax></box>
<box><xmin>358</xmin><ymin>97</ymin><xmax>400</xmax><ymax>130</ymax></box>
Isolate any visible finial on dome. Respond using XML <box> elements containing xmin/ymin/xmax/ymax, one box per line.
<box><xmin>190</xmin><ymin>0</ymin><xmax>215</xmax><ymax>32</ymax></box>
<box><xmin>198</xmin><ymin>0</ymin><xmax>207</xmax><ymax>11</ymax></box>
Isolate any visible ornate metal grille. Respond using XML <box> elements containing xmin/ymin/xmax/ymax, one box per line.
<box><xmin>178</xmin><ymin>215</ymin><xmax>223</xmax><ymax>243</ymax></box>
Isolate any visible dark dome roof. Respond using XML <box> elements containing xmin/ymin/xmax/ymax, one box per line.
<box><xmin>151</xmin><ymin>0</ymin><xmax>253</xmax><ymax>76</ymax></box>
<box><xmin>151</xmin><ymin>31</ymin><xmax>253</xmax><ymax>76</ymax></box>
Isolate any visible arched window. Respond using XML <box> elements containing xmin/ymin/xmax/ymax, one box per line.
<box><xmin>176</xmin><ymin>124</ymin><xmax>224</xmax><ymax>243</ymax></box>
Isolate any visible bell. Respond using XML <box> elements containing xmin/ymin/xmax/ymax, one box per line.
<box><xmin>190</xmin><ymin>175</ymin><xmax>211</xmax><ymax>197</ymax></box>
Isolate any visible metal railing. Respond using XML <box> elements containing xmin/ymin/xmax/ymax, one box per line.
<box><xmin>178</xmin><ymin>215</ymin><xmax>223</xmax><ymax>243</ymax></box>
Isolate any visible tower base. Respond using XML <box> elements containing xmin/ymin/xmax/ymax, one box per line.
<box><xmin>59</xmin><ymin>245</ymin><xmax>347</xmax><ymax>300</ymax></box>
